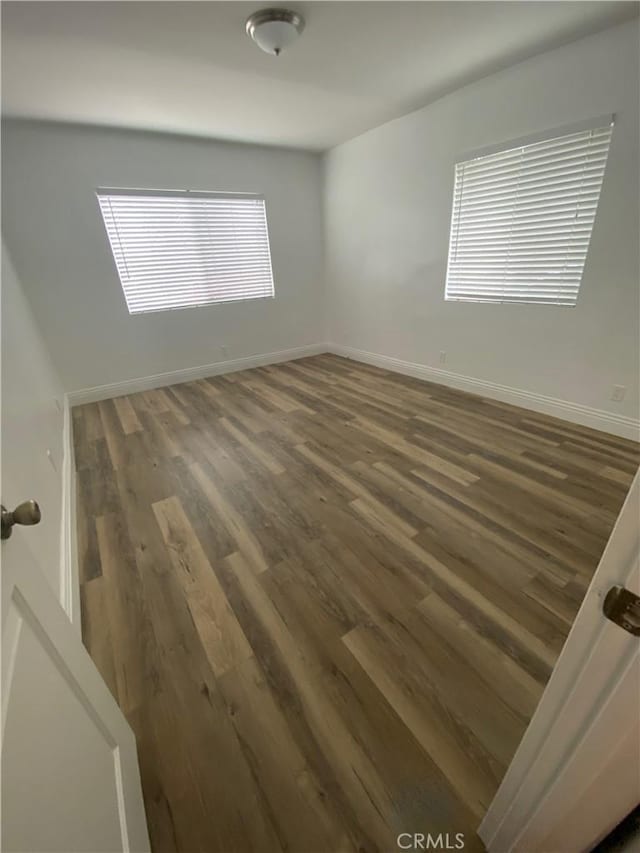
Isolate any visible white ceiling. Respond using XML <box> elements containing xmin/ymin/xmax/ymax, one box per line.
<box><xmin>2</xmin><ymin>1</ymin><xmax>638</xmax><ymax>151</ymax></box>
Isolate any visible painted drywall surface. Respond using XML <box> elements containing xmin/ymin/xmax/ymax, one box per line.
<box><xmin>324</xmin><ymin>21</ymin><xmax>640</xmax><ymax>420</ymax></box>
<box><xmin>1</xmin><ymin>242</ymin><xmax>65</xmax><ymax>599</ymax></box>
<box><xmin>1</xmin><ymin>122</ymin><xmax>325</xmax><ymax>392</ymax></box>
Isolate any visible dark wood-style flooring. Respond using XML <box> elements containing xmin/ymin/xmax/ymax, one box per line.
<box><xmin>73</xmin><ymin>354</ymin><xmax>639</xmax><ymax>853</ymax></box>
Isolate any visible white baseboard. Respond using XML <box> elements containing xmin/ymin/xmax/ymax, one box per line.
<box><xmin>328</xmin><ymin>343</ymin><xmax>640</xmax><ymax>441</ymax></box>
<box><xmin>66</xmin><ymin>344</ymin><xmax>328</xmax><ymax>406</ymax></box>
<box><xmin>59</xmin><ymin>395</ymin><xmax>81</xmax><ymax>632</ymax></box>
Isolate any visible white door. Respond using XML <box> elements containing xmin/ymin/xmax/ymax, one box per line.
<box><xmin>1</xmin><ymin>245</ymin><xmax>149</xmax><ymax>853</ymax></box>
<box><xmin>480</xmin><ymin>472</ymin><xmax>640</xmax><ymax>852</ymax></box>
<box><xmin>1</xmin><ymin>514</ymin><xmax>150</xmax><ymax>853</ymax></box>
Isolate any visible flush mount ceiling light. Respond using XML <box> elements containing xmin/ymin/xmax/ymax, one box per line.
<box><xmin>245</xmin><ymin>8</ymin><xmax>305</xmax><ymax>56</ymax></box>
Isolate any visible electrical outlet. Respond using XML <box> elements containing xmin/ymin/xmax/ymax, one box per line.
<box><xmin>220</xmin><ymin>345</ymin><xmax>228</xmax><ymax>358</ymax></box>
<box><xmin>611</xmin><ymin>385</ymin><xmax>626</xmax><ymax>402</ymax></box>
<box><xmin>439</xmin><ymin>351</ymin><xmax>447</xmax><ymax>365</ymax></box>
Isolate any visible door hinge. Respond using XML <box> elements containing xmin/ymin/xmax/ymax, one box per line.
<box><xmin>603</xmin><ymin>585</ymin><xmax>640</xmax><ymax>637</ymax></box>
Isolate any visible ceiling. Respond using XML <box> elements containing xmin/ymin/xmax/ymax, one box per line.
<box><xmin>2</xmin><ymin>1</ymin><xmax>638</xmax><ymax>151</ymax></box>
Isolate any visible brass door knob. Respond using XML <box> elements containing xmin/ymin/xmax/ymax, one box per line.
<box><xmin>1</xmin><ymin>500</ymin><xmax>42</xmax><ymax>540</ymax></box>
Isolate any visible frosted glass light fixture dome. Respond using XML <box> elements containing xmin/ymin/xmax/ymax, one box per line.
<box><xmin>245</xmin><ymin>8</ymin><xmax>305</xmax><ymax>56</ymax></box>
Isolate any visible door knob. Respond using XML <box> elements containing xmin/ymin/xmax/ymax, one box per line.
<box><xmin>1</xmin><ymin>500</ymin><xmax>42</xmax><ymax>540</ymax></box>
<box><xmin>603</xmin><ymin>585</ymin><xmax>640</xmax><ymax>637</ymax></box>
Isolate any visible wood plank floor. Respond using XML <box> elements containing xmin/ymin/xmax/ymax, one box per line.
<box><xmin>74</xmin><ymin>354</ymin><xmax>639</xmax><ymax>853</ymax></box>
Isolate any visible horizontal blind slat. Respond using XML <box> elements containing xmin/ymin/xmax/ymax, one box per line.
<box><xmin>458</xmin><ymin>132</ymin><xmax>612</xmax><ymax>176</ymax></box>
<box><xmin>454</xmin><ymin>158</ymin><xmax>609</xmax><ymax>192</ymax></box>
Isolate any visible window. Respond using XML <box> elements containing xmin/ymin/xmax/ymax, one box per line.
<box><xmin>96</xmin><ymin>189</ymin><xmax>275</xmax><ymax>314</ymax></box>
<box><xmin>445</xmin><ymin>122</ymin><xmax>613</xmax><ymax>306</ymax></box>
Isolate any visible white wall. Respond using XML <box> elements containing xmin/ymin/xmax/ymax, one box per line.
<box><xmin>1</xmin><ymin>122</ymin><xmax>325</xmax><ymax>393</ymax></box>
<box><xmin>1</xmin><ymin>242</ymin><xmax>65</xmax><ymax>599</ymax></box>
<box><xmin>324</xmin><ymin>21</ymin><xmax>640</xmax><ymax>423</ymax></box>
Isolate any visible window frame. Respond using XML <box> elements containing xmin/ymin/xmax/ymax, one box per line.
<box><xmin>444</xmin><ymin>116</ymin><xmax>614</xmax><ymax>308</ymax></box>
<box><xmin>96</xmin><ymin>187</ymin><xmax>276</xmax><ymax>316</ymax></box>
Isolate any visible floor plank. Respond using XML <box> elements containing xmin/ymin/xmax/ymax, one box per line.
<box><xmin>75</xmin><ymin>354</ymin><xmax>638</xmax><ymax>853</ymax></box>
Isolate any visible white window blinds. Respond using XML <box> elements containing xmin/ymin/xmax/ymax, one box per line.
<box><xmin>96</xmin><ymin>189</ymin><xmax>275</xmax><ymax>314</ymax></box>
<box><xmin>445</xmin><ymin>123</ymin><xmax>613</xmax><ymax>306</ymax></box>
